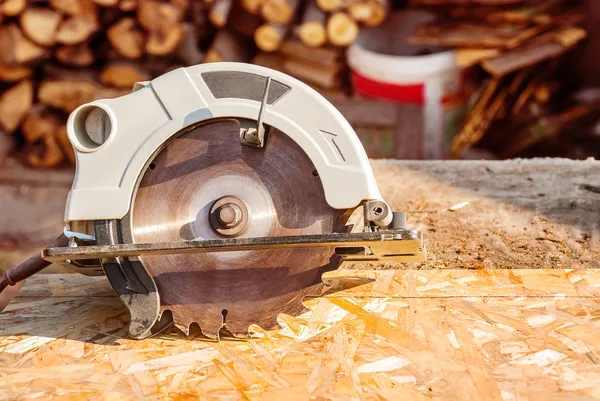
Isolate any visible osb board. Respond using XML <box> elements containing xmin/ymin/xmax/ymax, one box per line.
<box><xmin>2</xmin><ymin>159</ymin><xmax>600</xmax><ymax>399</ymax></box>
<box><xmin>2</xmin><ymin>269</ymin><xmax>600</xmax><ymax>400</ymax></box>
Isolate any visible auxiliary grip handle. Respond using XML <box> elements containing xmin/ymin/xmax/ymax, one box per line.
<box><xmin>0</xmin><ymin>234</ymin><xmax>68</xmax><ymax>295</ymax></box>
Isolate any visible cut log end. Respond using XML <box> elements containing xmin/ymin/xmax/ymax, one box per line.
<box><xmin>146</xmin><ymin>25</ymin><xmax>183</xmax><ymax>56</ymax></box>
<box><xmin>261</xmin><ymin>0</ymin><xmax>299</xmax><ymax>24</ymax></box>
<box><xmin>297</xmin><ymin>22</ymin><xmax>327</xmax><ymax>48</ymax></box>
<box><xmin>327</xmin><ymin>12</ymin><xmax>358</xmax><ymax>46</ymax></box>
<box><xmin>240</xmin><ymin>0</ymin><xmax>265</xmax><ymax>14</ymax></box>
<box><xmin>0</xmin><ymin>80</ymin><xmax>33</xmax><ymax>134</ymax></box>
<box><xmin>107</xmin><ymin>18</ymin><xmax>145</xmax><ymax>59</ymax></box>
<box><xmin>0</xmin><ymin>24</ymin><xmax>48</xmax><ymax>65</ymax></box>
<box><xmin>298</xmin><ymin>0</ymin><xmax>326</xmax><ymax>47</ymax></box>
<box><xmin>19</xmin><ymin>8</ymin><xmax>62</xmax><ymax>47</ymax></box>
<box><xmin>348</xmin><ymin>1</ymin><xmax>388</xmax><ymax>26</ymax></box>
<box><xmin>316</xmin><ymin>0</ymin><xmax>343</xmax><ymax>12</ymax></box>
<box><xmin>254</xmin><ymin>24</ymin><xmax>286</xmax><ymax>52</ymax></box>
<box><xmin>21</xmin><ymin>106</ymin><xmax>62</xmax><ymax>143</ymax></box>
<box><xmin>56</xmin><ymin>16</ymin><xmax>98</xmax><ymax>45</ymax></box>
<box><xmin>27</xmin><ymin>135</ymin><xmax>65</xmax><ymax>168</ymax></box>
<box><xmin>21</xmin><ymin>106</ymin><xmax>72</xmax><ymax>168</ymax></box>
<box><xmin>363</xmin><ymin>1</ymin><xmax>388</xmax><ymax>27</ymax></box>
<box><xmin>137</xmin><ymin>0</ymin><xmax>185</xmax><ymax>31</ymax></box>
<box><xmin>0</xmin><ymin>0</ymin><xmax>26</xmax><ymax>17</ymax></box>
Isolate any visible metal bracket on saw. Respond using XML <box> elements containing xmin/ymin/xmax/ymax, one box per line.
<box><xmin>93</xmin><ymin>219</ymin><xmax>172</xmax><ymax>339</ymax></box>
<box><xmin>239</xmin><ymin>76</ymin><xmax>271</xmax><ymax>148</ymax></box>
<box><xmin>43</xmin><ymin>230</ymin><xmax>426</xmax><ymax>264</ymax></box>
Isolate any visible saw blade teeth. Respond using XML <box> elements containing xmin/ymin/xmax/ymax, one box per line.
<box><xmin>164</xmin><ymin>283</ymin><xmax>331</xmax><ymax>340</ymax></box>
<box><xmin>171</xmin><ymin>311</ymin><xmax>284</xmax><ymax>339</ymax></box>
<box><xmin>173</xmin><ymin>320</ymin><xmax>191</xmax><ymax>337</ymax></box>
<box><xmin>171</xmin><ymin>313</ymin><xmax>223</xmax><ymax>340</ymax></box>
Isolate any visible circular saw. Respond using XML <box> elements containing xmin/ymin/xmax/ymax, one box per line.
<box><xmin>0</xmin><ymin>63</ymin><xmax>426</xmax><ymax>340</ymax></box>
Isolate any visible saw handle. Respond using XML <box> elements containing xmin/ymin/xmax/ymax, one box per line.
<box><xmin>0</xmin><ymin>234</ymin><xmax>68</xmax><ymax>294</ymax></box>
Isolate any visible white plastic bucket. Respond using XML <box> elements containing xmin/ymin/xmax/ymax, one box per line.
<box><xmin>348</xmin><ymin>42</ymin><xmax>467</xmax><ymax>159</ymax></box>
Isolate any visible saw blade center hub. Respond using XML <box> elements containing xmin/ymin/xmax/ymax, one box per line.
<box><xmin>209</xmin><ymin>196</ymin><xmax>249</xmax><ymax>237</ymax></box>
<box><xmin>217</xmin><ymin>204</ymin><xmax>243</xmax><ymax>228</ymax></box>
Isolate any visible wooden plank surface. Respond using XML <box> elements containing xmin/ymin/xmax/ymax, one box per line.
<box><xmin>2</xmin><ymin>270</ymin><xmax>600</xmax><ymax>400</ymax></box>
<box><xmin>2</xmin><ymin>159</ymin><xmax>600</xmax><ymax>399</ymax></box>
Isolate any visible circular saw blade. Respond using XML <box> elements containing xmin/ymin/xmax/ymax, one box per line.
<box><xmin>130</xmin><ymin>119</ymin><xmax>347</xmax><ymax>338</ymax></box>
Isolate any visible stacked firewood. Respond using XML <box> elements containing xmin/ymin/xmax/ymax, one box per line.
<box><xmin>0</xmin><ymin>0</ymin><xmax>590</xmax><ymax>168</ymax></box>
<box><xmin>210</xmin><ymin>0</ymin><xmax>391</xmax><ymax>93</ymax></box>
<box><xmin>0</xmin><ymin>0</ymin><xmax>389</xmax><ymax>168</ymax></box>
<box><xmin>240</xmin><ymin>0</ymin><xmax>388</xmax><ymax>51</ymax></box>
<box><xmin>0</xmin><ymin>0</ymin><xmax>216</xmax><ymax>168</ymax></box>
<box><xmin>205</xmin><ymin>0</ymin><xmax>389</xmax><ymax>63</ymax></box>
<box><xmin>408</xmin><ymin>0</ymin><xmax>589</xmax><ymax>158</ymax></box>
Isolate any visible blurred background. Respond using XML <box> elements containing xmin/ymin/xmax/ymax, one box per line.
<box><xmin>0</xmin><ymin>0</ymin><xmax>597</xmax><ymax>167</ymax></box>
<box><xmin>0</xmin><ymin>0</ymin><xmax>598</xmax><ymax>263</ymax></box>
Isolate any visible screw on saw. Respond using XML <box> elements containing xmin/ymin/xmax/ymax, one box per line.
<box><xmin>216</xmin><ymin>204</ymin><xmax>243</xmax><ymax>228</ymax></box>
<box><xmin>209</xmin><ymin>196</ymin><xmax>250</xmax><ymax>237</ymax></box>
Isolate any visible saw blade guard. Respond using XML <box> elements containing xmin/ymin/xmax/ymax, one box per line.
<box><xmin>64</xmin><ymin>62</ymin><xmax>390</xmax><ymax>223</ymax></box>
